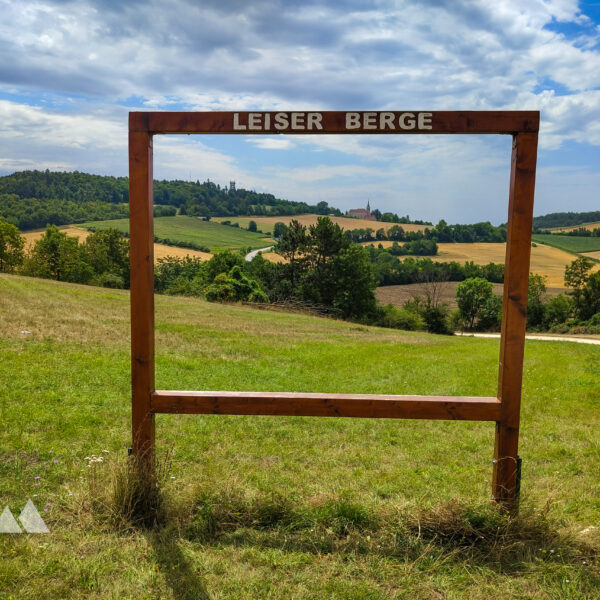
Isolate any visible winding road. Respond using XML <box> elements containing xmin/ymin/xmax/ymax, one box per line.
<box><xmin>245</xmin><ymin>246</ymin><xmax>273</xmax><ymax>262</ymax></box>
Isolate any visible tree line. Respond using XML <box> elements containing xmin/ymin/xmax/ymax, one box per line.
<box><xmin>533</xmin><ymin>210</ymin><xmax>600</xmax><ymax>230</ymax></box>
<box><xmin>0</xmin><ymin>170</ymin><xmax>341</xmax><ymax>230</ymax></box>
<box><xmin>0</xmin><ymin>219</ymin><xmax>129</xmax><ymax>288</ymax></box>
<box><xmin>3</xmin><ymin>216</ymin><xmax>597</xmax><ymax>336</ymax></box>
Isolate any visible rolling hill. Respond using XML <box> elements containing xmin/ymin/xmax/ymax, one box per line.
<box><xmin>82</xmin><ymin>216</ymin><xmax>273</xmax><ymax>251</ymax></box>
<box><xmin>1</xmin><ymin>273</ymin><xmax>599</xmax><ymax>598</ymax></box>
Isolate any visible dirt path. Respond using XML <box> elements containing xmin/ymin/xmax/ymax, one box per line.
<box><xmin>455</xmin><ymin>332</ymin><xmax>600</xmax><ymax>345</ymax></box>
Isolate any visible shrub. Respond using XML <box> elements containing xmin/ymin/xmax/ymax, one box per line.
<box><xmin>378</xmin><ymin>304</ymin><xmax>423</xmax><ymax>331</ymax></box>
<box><xmin>93</xmin><ymin>272</ymin><xmax>125</xmax><ymax>289</ymax></box>
<box><xmin>422</xmin><ymin>304</ymin><xmax>453</xmax><ymax>334</ymax></box>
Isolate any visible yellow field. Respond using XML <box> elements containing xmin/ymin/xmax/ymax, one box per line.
<box><xmin>551</xmin><ymin>221</ymin><xmax>600</xmax><ymax>233</ymax></box>
<box><xmin>259</xmin><ymin>251</ymin><xmax>287</xmax><ymax>264</ymax></box>
<box><xmin>582</xmin><ymin>250</ymin><xmax>600</xmax><ymax>261</ymax></box>
<box><xmin>21</xmin><ymin>227</ymin><xmax>212</xmax><ymax>262</ymax></box>
<box><xmin>364</xmin><ymin>241</ymin><xmax>593</xmax><ymax>287</ymax></box>
<box><xmin>214</xmin><ymin>214</ymin><xmax>428</xmax><ymax>234</ymax></box>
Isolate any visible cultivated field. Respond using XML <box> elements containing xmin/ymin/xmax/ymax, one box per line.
<box><xmin>376</xmin><ymin>282</ymin><xmax>564</xmax><ymax>310</ymax></box>
<box><xmin>213</xmin><ymin>213</ymin><xmax>429</xmax><ymax>234</ymax></box>
<box><xmin>365</xmin><ymin>241</ymin><xmax>591</xmax><ymax>287</ymax></box>
<box><xmin>22</xmin><ymin>227</ymin><xmax>213</xmax><ymax>262</ymax></box>
<box><xmin>531</xmin><ymin>233</ymin><xmax>600</xmax><ymax>254</ymax></box>
<box><xmin>550</xmin><ymin>221</ymin><xmax>600</xmax><ymax>233</ymax></box>
<box><xmin>0</xmin><ymin>274</ymin><xmax>598</xmax><ymax>598</ymax></box>
<box><xmin>82</xmin><ymin>215</ymin><xmax>272</xmax><ymax>251</ymax></box>
<box><xmin>583</xmin><ymin>250</ymin><xmax>600</xmax><ymax>261</ymax></box>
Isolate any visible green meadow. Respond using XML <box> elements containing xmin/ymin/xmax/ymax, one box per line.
<box><xmin>0</xmin><ymin>273</ymin><xmax>598</xmax><ymax>599</ymax></box>
<box><xmin>82</xmin><ymin>216</ymin><xmax>272</xmax><ymax>251</ymax></box>
<box><xmin>532</xmin><ymin>233</ymin><xmax>600</xmax><ymax>255</ymax></box>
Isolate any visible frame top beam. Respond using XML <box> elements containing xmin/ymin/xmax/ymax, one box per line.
<box><xmin>130</xmin><ymin>110</ymin><xmax>539</xmax><ymax>135</ymax></box>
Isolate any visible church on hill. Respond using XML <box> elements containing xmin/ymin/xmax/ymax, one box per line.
<box><xmin>347</xmin><ymin>201</ymin><xmax>376</xmax><ymax>221</ymax></box>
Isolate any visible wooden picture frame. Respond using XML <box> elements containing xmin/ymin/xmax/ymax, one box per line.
<box><xmin>129</xmin><ymin>110</ymin><xmax>539</xmax><ymax>506</ymax></box>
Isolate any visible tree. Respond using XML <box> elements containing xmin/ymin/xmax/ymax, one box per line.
<box><xmin>527</xmin><ymin>273</ymin><xmax>547</xmax><ymax>329</ymax></box>
<box><xmin>277</xmin><ymin>219</ymin><xmax>308</xmax><ymax>292</ymax></box>
<box><xmin>580</xmin><ymin>272</ymin><xmax>600</xmax><ymax>320</ymax></box>
<box><xmin>301</xmin><ymin>217</ymin><xmax>349</xmax><ymax>307</ymax></box>
<box><xmin>22</xmin><ymin>225</ymin><xmax>93</xmax><ymax>283</ymax></box>
<box><xmin>248</xmin><ymin>220</ymin><xmax>258</xmax><ymax>232</ymax></box>
<box><xmin>0</xmin><ymin>218</ymin><xmax>25</xmax><ymax>272</ymax></box>
<box><xmin>272</xmin><ymin>222</ymin><xmax>287</xmax><ymax>239</ymax></box>
<box><xmin>456</xmin><ymin>277</ymin><xmax>493</xmax><ymax>330</ymax></box>
<box><xmin>565</xmin><ymin>257</ymin><xmax>595</xmax><ymax>318</ymax></box>
<box><xmin>84</xmin><ymin>228</ymin><xmax>130</xmax><ymax>287</ymax></box>
<box><xmin>543</xmin><ymin>294</ymin><xmax>573</xmax><ymax>328</ymax></box>
<box><xmin>316</xmin><ymin>201</ymin><xmax>329</xmax><ymax>215</ymax></box>
<box><xmin>330</xmin><ymin>244</ymin><xmax>377</xmax><ymax>319</ymax></box>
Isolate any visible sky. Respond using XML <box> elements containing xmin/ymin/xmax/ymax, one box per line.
<box><xmin>0</xmin><ymin>0</ymin><xmax>599</xmax><ymax>224</ymax></box>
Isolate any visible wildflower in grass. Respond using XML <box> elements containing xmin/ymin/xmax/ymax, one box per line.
<box><xmin>34</xmin><ymin>476</ymin><xmax>40</xmax><ymax>480</ymax></box>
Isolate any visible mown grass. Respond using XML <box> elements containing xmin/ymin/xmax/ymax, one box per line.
<box><xmin>532</xmin><ymin>233</ymin><xmax>600</xmax><ymax>254</ymax></box>
<box><xmin>81</xmin><ymin>216</ymin><xmax>272</xmax><ymax>251</ymax></box>
<box><xmin>0</xmin><ymin>273</ymin><xmax>598</xmax><ymax>599</ymax></box>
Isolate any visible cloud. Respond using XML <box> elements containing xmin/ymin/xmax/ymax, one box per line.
<box><xmin>245</xmin><ymin>138</ymin><xmax>294</xmax><ymax>150</ymax></box>
<box><xmin>0</xmin><ymin>0</ymin><xmax>599</xmax><ymax>221</ymax></box>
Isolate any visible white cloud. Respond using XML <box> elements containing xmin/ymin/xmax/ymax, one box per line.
<box><xmin>245</xmin><ymin>138</ymin><xmax>294</xmax><ymax>150</ymax></box>
<box><xmin>0</xmin><ymin>0</ymin><xmax>599</xmax><ymax>221</ymax></box>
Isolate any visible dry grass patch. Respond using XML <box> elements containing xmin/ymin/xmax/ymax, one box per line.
<box><xmin>22</xmin><ymin>226</ymin><xmax>212</xmax><ymax>263</ymax></box>
<box><xmin>551</xmin><ymin>221</ymin><xmax>600</xmax><ymax>233</ymax></box>
<box><xmin>365</xmin><ymin>242</ymin><xmax>586</xmax><ymax>287</ymax></box>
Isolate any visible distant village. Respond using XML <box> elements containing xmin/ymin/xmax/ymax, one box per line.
<box><xmin>347</xmin><ymin>201</ymin><xmax>376</xmax><ymax>221</ymax></box>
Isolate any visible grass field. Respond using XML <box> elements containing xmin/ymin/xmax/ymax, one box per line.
<box><xmin>213</xmin><ymin>214</ymin><xmax>428</xmax><ymax>235</ymax></box>
<box><xmin>532</xmin><ymin>234</ymin><xmax>600</xmax><ymax>255</ymax></box>
<box><xmin>364</xmin><ymin>241</ymin><xmax>588</xmax><ymax>287</ymax></box>
<box><xmin>21</xmin><ymin>227</ymin><xmax>213</xmax><ymax>262</ymax></box>
<box><xmin>0</xmin><ymin>273</ymin><xmax>599</xmax><ymax>598</ymax></box>
<box><xmin>81</xmin><ymin>216</ymin><xmax>272</xmax><ymax>251</ymax></box>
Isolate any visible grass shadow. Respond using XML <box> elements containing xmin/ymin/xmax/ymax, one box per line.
<box><xmin>147</xmin><ymin>528</ymin><xmax>211</xmax><ymax>600</ymax></box>
<box><xmin>181</xmin><ymin>491</ymin><xmax>598</xmax><ymax>575</ymax></box>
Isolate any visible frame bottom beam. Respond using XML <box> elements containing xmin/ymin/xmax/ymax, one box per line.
<box><xmin>152</xmin><ymin>391</ymin><xmax>501</xmax><ymax>421</ymax></box>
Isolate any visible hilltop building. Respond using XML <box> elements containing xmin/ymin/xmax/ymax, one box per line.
<box><xmin>347</xmin><ymin>201</ymin><xmax>375</xmax><ymax>221</ymax></box>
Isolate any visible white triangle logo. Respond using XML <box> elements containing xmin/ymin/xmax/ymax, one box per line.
<box><xmin>18</xmin><ymin>499</ymin><xmax>50</xmax><ymax>533</ymax></box>
<box><xmin>0</xmin><ymin>506</ymin><xmax>23</xmax><ymax>533</ymax></box>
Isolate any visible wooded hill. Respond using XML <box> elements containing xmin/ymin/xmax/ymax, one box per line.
<box><xmin>0</xmin><ymin>170</ymin><xmax>342</xmax><ymax>230</ymax></box>
<box><xmin>533</xmin><ymin>210</ymin><xmax>600</xmax><ymax>230</ymax></box>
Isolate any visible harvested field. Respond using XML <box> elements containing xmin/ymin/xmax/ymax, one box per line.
<box><xmin>214</xmin><ymin>213</ymin><xmax>428</xmax><ymax>234</ymax></box>
<box><xmin>550</xmin><ymin>221</ymin><xmax>600</xmax><ymax>233</ymax></box>
<box><xmin>364</xmin><ymin>241</ymin><xmax>591</xmax><ymax>287</ymax></box>
<box><xmin>376</xmin><ymin>282</ymin><xmax>564</xmax><ymax>310</ymax></box>
<box><xmin>259</xmin><ymin>251</ymin><xmax>287</xmax><ymax>263</ymax></box>
<box><xmin>22</xmin><ymin>227</ymin><xmax>212</xmax><ymax>262</ymax></box>
<box><xmin>582</xmin><ymin>250</ymin><xmax>600</xmax><ymax>261</ymax></box>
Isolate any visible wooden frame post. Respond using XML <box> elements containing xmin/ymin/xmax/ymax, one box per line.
<box><xmin>129</xmin><ymin>120</ymin><xmax>155</xmax><ymax>462</ymax></box>
<box><xmin>493</xmin><ymin>132</ymin><xmax>538</xmax><ymax>505</ymax></box>
<box><xmin>128</xmin><ymin>110</ymin><xmax>539</xmax><ymax>507</ymax></box>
